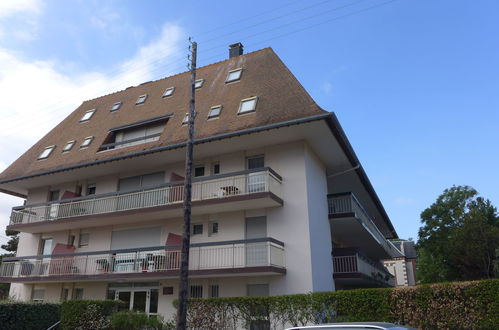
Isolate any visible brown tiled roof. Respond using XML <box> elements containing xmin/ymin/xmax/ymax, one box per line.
<box><xmin>0</xmin><ymin>48</ymin><xmax>326</xmax><ymax>182</ymax></box>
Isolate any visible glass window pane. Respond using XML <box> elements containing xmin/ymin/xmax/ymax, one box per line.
<box><xmin>208</xmin><ymin>106</ymin><xmax>221</xmax><ymax>118</ymax></box>
<box><xmin>239</xmin><ymin>98</ymin><xmax>257</xmax><ymax>113</ymax></box>
<box><xmin>133</xmin><ymin>291</ymin><xmax>147</xmax><ymax>312</ymax></box>
<box><xmin>118</xmin><ymin>291</ymin><xmax>131</xmax><ymax>310</ymax></box>
<box><xmin>39</xmin><ymin>146</ymin><xmax>54</xmax><ymax>159</ymax></box>
<box><xmin>80</xmin><ymin>110</ymin><xmax>95</xmax><ymax>121</ymax></box>
<box><xmin>149</xmin><ymin>289</ymin><xmax>159</xmax><ymax>313</ymax></box>
<box><xmin>163</xmin><ymin>87</ymin><xmax>174</xmax><ymax>97</ymax></box>
<box><xmin>227</xmin><ymin>69</ymin><xmax>242</xmax><ymax>82</ymax></box>
<box><xmin>247</xmin><ymin>156</ymin><xmax>264</xmax><ymax>169</ymax></box>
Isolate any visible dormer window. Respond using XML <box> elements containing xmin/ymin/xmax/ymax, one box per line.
<box><xmin>182</xmin><ymin>114</ymin><xmax>189</xmax><ymax>125</ymax></box>
<box><xmin>163</xmin><ymin>87</ymin><xmax>175</xmax><ymax>97</ymax></box>
<box><xmin>62</xmin><ymin>140</ymin><xmax>75</xmax><ymax>152</ymax></box>
<box><xmin>80</xmin><ymin>109</ymin><xmax>95</xmax><ymax>122</ymax></box>
<box><xmin>238</xmin><ymin>97</ymin><xmax>258</xmax><ymax>114</ymax></box>
<box><xmin>110</xmin><ymin>102</ymin><xmax>122</xmax><ymax>112</ymax></box>
<box><xmin>226</xmin><ymin>68</ymin><xmax>242</xmax><ymax>83</ymax></box>
<box><xmin>194</xmin><ymin>79</ymin><xmax>204</xmax><ymax>89</ymax></box>
<box><xmin>208</xmin><ymin>105</ymin><xmax>222</xmax><ymax>119</ymax></box>
<box><xmin>38</xmin><ymin>146</ymin><xmax>55</xmax><ymax>160</ymax></box>
<box><xmin>136</xmin><ymin>94</ymin><xmax>147</xmax><ymax>105</ymax></box>
<box><xmin>80</xmin><ymin>136</ymin><xmax>94</xmax><ymax>148</ymax></box>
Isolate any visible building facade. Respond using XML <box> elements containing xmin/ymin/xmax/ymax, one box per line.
<box><xmin>383</xmin><ymin>240</ymin><xmax>417</xmax><ymax>286</ymax></box>
<box><xmin>0</xmin><ymin>44</ymin><xmax>401</xmax><ymax>320</ymax></box>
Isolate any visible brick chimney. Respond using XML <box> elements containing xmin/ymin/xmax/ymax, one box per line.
<box><xmin>229</xmin><ymin>43</ymin><xmax>244</xmax><ymax>58</ymax></box>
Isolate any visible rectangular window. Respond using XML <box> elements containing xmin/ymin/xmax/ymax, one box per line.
<box><xmin>163</xmin><ymin>87</ymin><xmax>175</xmax><ymax>97</ymax></box>
<box><xmin>212</xmin><ymin>162</ymin><xmax>220</xmax><ymax>175</ymax></box>
<box><xmin>182</xmin><ymin>113</ymin><xmax>189</xmax><ymax>125</ymax></box>
<box><xmin>73</xmin><ymin>288</ymin><xmax>84</xmax><ymax>300</ymax></box>
<box><xmin>62</xmin><ymin>141</ymin><xmax>75</xmax><ymax>152</ymax></box>
<box><xmin>61</xmin><ymin>288</ymin><xmax>69</xmax><ymax>302</ymax></box>
<box><xmin>194</xmin><ymin>166</ymin><xmax>205</xmax><ymax>177</ymax></box>
<box><xmin>247</xmin><ymin>155</ymin><xmax>264</xmax><ymax>169</ymax></box>
<box><xmin>192</xmin><ymin>224</ymin><xmax>203</xmax><ymax>236</ymax></box>
<box><xmin>136</xmin><ymin>94</ymin><xmax>147</xmax><ymax>105</ymax></box>
<box><xmin>189</xmin><ymin>285</ymin><xmax>203</xmax><ymax>298</ymax></box>
<box><xmin>79</xmin><ymin>232</ymin><xmax>90</xmax><ymax>247</ymax></box>
<box><xmin>238</xmin><ymin>97</ymin><xmax>258</xmax><ymax>114</ymax></box>
<box><xmin>86</xmin><ymin>183</ymin><xmax>96</xmax><ymax>195</ymax></box>
<box><xmin>80</xmin><ymin>136</ymin><xmax>94</xmax><ymax>148</ymax></box>
<box><xmin>207</xmin><ymin>105</ymin><xmax>222</xmax><ymax>119</ymax></box>
<box><xmin>38</xmin><ymin>146</ymin><xmax>55</xmax><ymax>160</ymax></box>
<box><xmin>209</xmin><ymin>222</ymin><xmax>219</xmax><ymax>236</ymax></box>
<box><xmin>209</xmin><ymin>285</ymin><xmax>219</xmax><ymax>298</ymax></box>
<box><xmin>226</xmin><ymin>68</ymin><xmax>242</xmax><ymax>83</ymax></box>
<box><xmin>40</xmin><ymin>238</ymin><xmax>53</xmax><ymax>255</ymax></box>
<box><xmin>68</xmin><ymin>235</ymin><xmax>76</xmax><ymax>246</ymax></box>
<box><xmin>194</xmin><ymin>79</ymin><xmax>204</xmax><ymax>89</ymax></box>
<box><xmin>110</xmin><ymin>102</ymin><xmax>122</xmax><ymax>112</ymax></box>
<box><xmin>118</xmin><ymin>172</ymin><xmax>164</xmax><ymax>191</ymax></box>
<box><xmin>32</xmin><ymin>289</ymin><xmax>45</xmax><ymax>302</ymax></box>
<box><xmin>80</xmin><ymin>109</ymin><xmax>96</xmax><ymax>122</ymax></box>
<box><xmin>48</xmin><ymin>190</ymin><xmax>60</xmax><ymax>201</ymax></box>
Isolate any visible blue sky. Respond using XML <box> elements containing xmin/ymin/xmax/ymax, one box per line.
<box><xmin>0</xmin><ymin>0</ymin><xmax>498</xmax><ymax>247</ymax></box>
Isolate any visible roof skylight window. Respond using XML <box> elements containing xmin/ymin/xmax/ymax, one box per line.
<box><xmin>62</xmin><ymin>140</ymin><xmax>75</xmax><ymax>152</ymax></box>
<box><xmin>136</xmin><ymin>94</ymin><xmax>147</xmax><ymax>105</ymax></box>
<box><xmin>110</xmin><ymin>102</ymin><xmax>122</xmax><ymax>112</ymax></box>
<box><xmin>38</xmin><ymin>146</ymin><xmax>55</xmax><ymax>160</ymax></box>
<box><xmin>208</xmin><ymin>105</ymin><xmax>222</xmax><ymax>119</ymax></box>
<box><xmin>238</xmin><ymin>97</ymin><xmax>258</xmax><ymax>114</ymax></box>
<box><xmin>194</xmin><ymin>79</ymin><xmax>204</xmax><ymax>89</ymax></box>
<box><xmin>80</xmin><ymin>109</ymin><xmax>96</xmax><ymax>122</ymax></box>
<box><xmin>182</xmin><ymin>113</ymin><xmax>189</xmax><ymax>125</ymax></box>
<box><xmin>226</xmin><ymin>68</ymin><xmax>242</xmax><ymax>83</ymax></box>
<box><xmin>163</xmin><ymin>87</ymin><xmax>175</xmax><ymax>97</ymax></box>
<box><xmin>80</xmin><ymin>136</ymin><xmax>94</xmax><ymax>148</ymax></box>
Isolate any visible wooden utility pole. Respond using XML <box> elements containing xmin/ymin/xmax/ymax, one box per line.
<box><xmin>176</xmin><ymin>39</ymin><xmax>197</xmax><ymax>330</ymax></box>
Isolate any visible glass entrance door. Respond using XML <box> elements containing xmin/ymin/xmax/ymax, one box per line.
<box><xmin>115</xmin><ymin>288</ymin><xmax>158</xmax><ymax>316</ymax></box>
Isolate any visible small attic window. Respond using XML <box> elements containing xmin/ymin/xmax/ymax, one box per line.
<box><xmin>80</xmin><ymin>109</ymin><xmax>96</xmax><ymax>122</ymax></box>
<box><xmin>38</xmin><ymin>146</ymin><xmax>55</xmax><ymax>160</ymax></box>
<box><xmin>80</xmin><ymin>136</ymin><xmax>94</xmax><ymax>148</ymax></box>
<box><xmin>62</xmin><ymin>140</ymin><xmax>75</xmax><ymax>152</ymax></box>
<box><xmin>194</xmin><ymin>79</ymin><xmax>204</xmax><ymax>89</ymax></box>
<box><xmin>163</xmin><ymin>87</ymin><xmax>175</xmax><ymax>97</ymax></box>
<box><xmin>226</xmin><ymin>68</ymin><xmax>242</xmax><ymax>83</ymax></box>
<box><xmin>136</xmin><ymin>94</ymin><xmax>147</xmax><ymax>105</ymax></box>
<box><xmin>208</xmin><ymin>105</ymin><xmax>222</xmax><ymax>119</ymax></box>
<box><xmin>110</xmin><ymin>102</ymin><xmax>122</xmax><ymax>112</ymax></box>
<box><xmin>238</xmin><ymin>97</ymin><xmax>258</xmax><ymax>114</ymax></box>
<box><xmin>182</xmin><ymin>113</ymin><xmax>189</xmax><ymax>125</ymax></box>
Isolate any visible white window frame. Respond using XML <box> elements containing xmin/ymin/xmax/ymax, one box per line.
<box><xmin>226</xmin><ymin>68</ymin><xmax>242</xmax><ymax>83</ymax></box>
<box><xmin>194</xmin><ymin>79</ymin><xmax>204</xmax><ymax>89</ymax></box>
<box><xmin>38</xmin><ymin>146</ymin><xmax>55</xmax><ymax>160</ymax></box>
<box><xmin>238</xmin><ymin>97</ymin><xmax>258</xmax><ymax>115</ymax></box>
<box><xmin>80</xmin><ymin>136</ymin><xmax>94</xmax><ymax>148</ymax></box>
<box><xmin>207</xmin><ymin>105</ymin><xmax>222</xmax><ymax>119</ymax></box>
<box><xmin>80</xmin><ymin>109</ymin><xmax>96</xmax><ymax>122</ymax></box>
<box><xmin>182</xmin><ymin>113</ymin><xmax>189</xmax><ymax>125</ymax></box>
<box><xmin>62</xmin><ymin>140</ymin><xmax>75</xmax><ymax>152</ymax></box>
<box><xmin>110</xmin><ymin>102</ymin><xmax>122</xmax><ymax>112</ymax></box>
<box><xmin>136</xmin><ymin>94</ymin><xmax>147</xmax><ymax>105</ymax></box>
<box><xmin>162</xmin><ymin>87</ymin><xmax>175</xmax><ymax>97</ymax></box>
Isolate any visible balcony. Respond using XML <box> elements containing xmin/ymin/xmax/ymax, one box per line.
<box><xmin>333</xmin><ymin>249</ymin><xmax>395</xmax><ymax>289</ymax></box>
<box><xmin>0</xmin><ymin>238</ymin><xmax>285</xmax><ymax>283</ymax></box>
<box><xmin>9</xmin><ymin>168</ymin><xmax>283</xmax><ymax>233</ymax></box>
<box><xmin>328</xmin><ymin>193</ymin><xmax>401</xmax><ymax>259</ymax></box>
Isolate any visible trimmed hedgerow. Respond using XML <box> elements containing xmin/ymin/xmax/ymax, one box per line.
<box><xmin>0</xmin><ymin>301</ymin><xmax>60</xmax><ymax>330</ymax></box>
<box><xmin>181</xmin><ymin>279</ymin><xmax>499</xmax><ymax>329</ymax></box>
<box><xmin>60</xmin><ymin>299</ymin><xmax>125</xmax><ymax>330</ymax></box>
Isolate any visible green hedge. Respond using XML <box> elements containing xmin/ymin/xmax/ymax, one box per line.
<box><xmin>60</xmin><ymin>299</ymin><xmax>125</xmax><ymax>330</ymax></box>
<box><xmin>0</xmin><ymin>301</ymin><xmax>60</xmax><ymax>330</ymax></box>
<box><xmin>183</xmin><ymin>279</ymin><xmax>499</xmax><ymax>329</ymax></box>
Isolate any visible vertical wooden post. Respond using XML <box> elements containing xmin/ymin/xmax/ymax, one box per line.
<box><xmin>176</xmin><ymin>39</ymin><xmax>197</xmax><ymax>330</ymax></box>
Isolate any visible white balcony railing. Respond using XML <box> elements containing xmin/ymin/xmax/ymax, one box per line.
<box><xmin>328</xmin><ymin>193</ymin><xmax>400</xmax><ymax>257</ymax></box>
<box><xmin>0</xmin><ymin>239</ymin><xmax>285</xmax><ymax>280</ymax></box>
<box><xmin>10</xmin><ymin>168</ymin><xmax>282</xmax><ymax>226</ymax></box>
<box><xmin>333</xmin><ymin>252</ymin><xmax>395</xmax><ymax>287</ymax></box>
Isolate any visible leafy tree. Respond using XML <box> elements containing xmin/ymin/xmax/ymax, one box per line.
<box><xmin>417</xmin><ymin>185</ymin><xmax>499</xmax><ymax>283</ymax></box>
<box><xmin>1</xmin><ymin>229</ymin><xmax>19</xmax><ymax>252</ymax></box>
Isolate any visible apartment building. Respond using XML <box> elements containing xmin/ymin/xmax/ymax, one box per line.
<box><xmin>0</xmin><ymin>43</ymin><xmax>402</xmax><ymax>319</ymax></box>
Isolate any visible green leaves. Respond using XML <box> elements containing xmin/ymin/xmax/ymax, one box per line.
<box><xmin>417</xmin><ymin>185</ymin><xmax>499</xmax><ymax>283</ymax></box>
<box><xmin>0</xmin><ymin>301</ymin><xmax>60</xmax><ymax>330</ymax></box>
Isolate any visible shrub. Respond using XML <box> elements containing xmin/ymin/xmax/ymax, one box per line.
<box><xmin>60</xmin><ymin>299</ymin><xmax>124</xmax><ymax>330</ymax></box>
<box><xmin>181</xmin><ymin>279</ymin><xmax>499</xmax><ymax>329</ymax></box>
<box><xmin>0</xmin><ymin>301</ymin><xmax>60</xmax><ymax>330</ymax></box>
<box><xmin>110</xmin><ymin>310</ymin><xmax>171</xmax><ymax>330</ymax></box>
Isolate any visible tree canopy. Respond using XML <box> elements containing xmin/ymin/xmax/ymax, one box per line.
<box><xmin>417</xmin><ymin>185</ymin><xmax>499</xmax><ymax>283</ymax></box>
